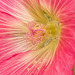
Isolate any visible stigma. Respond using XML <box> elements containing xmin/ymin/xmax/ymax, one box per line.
<box><xmin>25</xmin><ymin>21</ymin><xmax>46</xmax><ymax>45</ymax></box>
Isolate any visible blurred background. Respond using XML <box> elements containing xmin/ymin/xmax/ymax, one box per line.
<box><xmin>73</xmin><ymin>66</ymin><xmax>75</xmax><ymax>75</ymax></box>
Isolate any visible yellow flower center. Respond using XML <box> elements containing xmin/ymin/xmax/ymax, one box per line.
<box><xmin>45</xmin><ymin>20</ymin><xmax>60</xmax><ymax>40</ymax></box>
<box><xmin>25</xmin><ymin>6</ymin><xmax>61</xmax><ymax>52</ymax></box>
<box><xmin>25</xmin><ymin>19</ymin><xmax>61</xmax><ymax>48</ymax></box>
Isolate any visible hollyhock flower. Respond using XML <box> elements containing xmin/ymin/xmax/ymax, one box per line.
<box><xmin>0</xmin><ymin>0</ymin><xmax>75</xmax><ymax>75</ymax></box>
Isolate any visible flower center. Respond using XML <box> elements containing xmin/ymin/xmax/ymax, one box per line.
<box><xmin>45</xmin><ymin>20</ymin><xmax>60</xmax><ymax>39</ymax></box>
<box><xmin>25</xmin><ymin>21</ymin><xmax>46</xmax><ymax>44</ymax></box>
<box><xmin>25</xmin><ymin>20</ymin><xmax>60</xmax><ymax>46</ymax></box>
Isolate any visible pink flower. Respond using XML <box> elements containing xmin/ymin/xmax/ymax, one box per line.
<box><xmin>0</xmin><ymin>0</ymin><xmax>75</xmax><ymax>75</ymax></box>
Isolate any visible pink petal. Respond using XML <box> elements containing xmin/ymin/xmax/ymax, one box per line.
<box><xmin>43</xmin><ymin>40</ymin><xmax>75</xmax><ymax>75</ymax></box>
<box><xmin>0</xmin><ymin>0</ymin><xmax>75</xmax><ymax>75</ymax></box>
<box><xmin>0</xmin><ymin>0</ymin><xmax>33</xmax><ymax>22</ymax></box>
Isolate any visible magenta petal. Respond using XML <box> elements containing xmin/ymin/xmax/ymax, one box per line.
<box><xmin>0</xmin><ymin>0</ymin><xmax>33</xmax><ymax>22</ymax></box>
<box><xmin>0</xmin><ymin>0</ymin><xmax>75</xmax><ymax>75</ymax></box>
<box><xmin>0</xmin><ymin>52</ymin><xmax>31</xmax><ymax>75</ymax></box>
<box><xmin>43</xmin><ymin>39</ymin><xmax>75</xmax><ymax>75</ymax></box>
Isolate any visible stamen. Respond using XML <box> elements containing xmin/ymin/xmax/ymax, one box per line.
<box><xmin>25</xmin><ymin>21</ymin><xmax>46</xmax><ymax>45</ymax></box>
<box><xmin>25</xmin><ymin>19</ymin><xmax>60</xmax><ymax>47</ymax></box>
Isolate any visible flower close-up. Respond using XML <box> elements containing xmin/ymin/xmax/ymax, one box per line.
<box><xmin>0</xmin><ymin>0</ymin><xmax>75</xmax><ymax>75</ymax></box>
